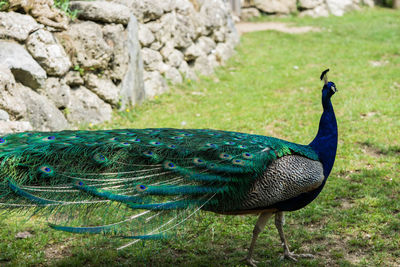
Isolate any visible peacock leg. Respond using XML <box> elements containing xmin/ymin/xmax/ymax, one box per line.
<box><xmin>274</xmin><ymin>211</ymin><xmax>314</xmax><ymax>261</ymax></box>
<box><xmin>244</xmin><ymin>211</ymin><xmax>273</xmax><ymax>267</ymax></box>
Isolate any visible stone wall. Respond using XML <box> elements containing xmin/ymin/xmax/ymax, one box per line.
<box><xmin>107</xmin><ymin>0</ymin><xmax>239</xmax><ymax>98</ymax></box>
<box><xmin>0</xmin><ymin>0</ymin><xmax>239</xmax><ymax>133</ymax></box>
<box><xmin>240</xmin><ymin>0</ymin><xmax>375</xmax><ymax>19</ymax></box>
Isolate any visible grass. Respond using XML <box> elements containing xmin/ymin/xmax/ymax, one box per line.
<box><xmin>1</xmin><ymin>7</ymin><xmax>400</xmax><ymax>267</ymax></box>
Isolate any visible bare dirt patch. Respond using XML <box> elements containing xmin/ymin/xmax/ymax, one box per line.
<box><xmin>235</xmin><ymin>22</ymin><xmax>320</xmax><ymax>35</ymax></box>
<box><xmin>44</xmin><ymin>238</ymin><xmax>74</xmax><ymax>263</ymax></box>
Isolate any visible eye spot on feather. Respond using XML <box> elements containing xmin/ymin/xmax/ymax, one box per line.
<box><xmin>224</xmin><ymin>141</ymin><xmax>235</xmax><ymax>145</ymax></box>
<box><xmin>0</xmin><ymin>137</ymin><xmax>6</xmax><ymax>144</ymax></box>
<box><xmin>120</xmin><ymin>142</ymin><xmax>130</xmax><ymax>146</ymax></box>
<box><xmin>219</xmin><ymin>153</ymin><xmax>233</xmax><ymax>160</ymax></box>
<box><xmin>206</xmin><ymin>143</ymin><xmax>218</xmax><ymax>149</ymax></box>
<box><xmin>38</xmin><ymin>165</ymin><xmax>54</xmax><ymax>175</ymax></box>
<box><xmin>143</xmin><ymin>151</ymin><xmax>154</xmax><ymax>157</ymax></box>
<box><xmin>164</xmin><ymin>161</ymin><xmax>177</xmax><ymax>170</ymax></box>
<box><xmin>208</xmin><ymin>163</ymin><xmax>217</xmax><ymax>169</ymax></box>
<box><xmin>232</xmin><ymin>159</ymin><xmax>245</xmax><ymax>166</ymax></box>
<box><xmin>126</xmin><ymin>132</ymin><xmax>136</xmax><ymax>136</ymax></box>
<box><xmin>131</xmin><ymin>138</ymin><xmax>141</xmax><ymax>143</ymax></box>
<box><xmin>93</xmin><ymin>153</ymin><xmax>107</xmax><ymax>163</ymax></box>
<box><xmin>167</xmin><ymin>144</ymin><xmax>177</xmax><ymax>149</ymax></box>
<box><xmin>171</xmin><ymin>136</ymin><xmax>183</xmax><ymax>140</ymax></box>
<box><xmin>136</xmin><ymin>184</ymin><xmax>148</xmax><ymax>192</ymax></box>
<box><xmin>149</xmin><ymin>141</ymin><xmax>162</xmax><ymax>146</ymax></box>
<box><xmin>47</xmin><ymin>136</ymin><xmax>56</xmax><ymax>140</ymax></box>
<box><xmin>237</xmin><ymin>145</ymin><xmax>248</xmax><ymax>149</ymax></box>
<box><xmin>242</xmin><ymin>152</ymin><xmax>254</xmax><ymax>159</ymax></box>
<box><xmin>193</xmin><ymin>158</ymin><xmax>205</xmax><ymax>165</ymax></box>
<box><xmin>75</xmin><ymin>181</ymin><xmax>84</xmax><ymax>187</ymax></box>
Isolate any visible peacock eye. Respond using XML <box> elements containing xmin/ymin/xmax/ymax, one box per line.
<box><xmin>193</xmin><ymin>158</ymin><xmax>205</xmax><ymax>165</ymax></box>
<box><xmin>143</xmin><ymin>151</ymin><xmax>154</xmax><ymax>157</ymax></box>
<box><xmin>219</xmin><ymin>153</ymin><xmax>233</xmax><ymax>160</ymax></box>
<box><xmin>136</xmin><ymin>184</ymin><xmax>148</xmax><ymax>191</ymax></box>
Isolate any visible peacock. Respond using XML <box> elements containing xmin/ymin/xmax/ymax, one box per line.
<box><xmin>0</xmin><ymin>70</ymin><xmax>337</xmax><ymax>265</ymax></box>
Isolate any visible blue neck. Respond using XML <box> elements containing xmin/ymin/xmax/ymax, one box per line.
<box><xmin>309</xmin><ymin>96</ymin><xmax>338</xmax><ymax>178</ymax></box>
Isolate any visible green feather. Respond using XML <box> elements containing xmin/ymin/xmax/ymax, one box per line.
<box><xmin>0</xmin><ymin>128</ymin><xmax>318</xmax><ymax>244</ymax></box>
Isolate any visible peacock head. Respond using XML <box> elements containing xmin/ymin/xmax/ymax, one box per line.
<box><xmin>320</xmin><ymin>69</ymin><xmax>337</xmax><ymax>99</ymax></box>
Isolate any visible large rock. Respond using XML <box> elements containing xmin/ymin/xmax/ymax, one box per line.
<box><xmin>85</xmin><ymin>73</ymin><xmax>120</xmax><ymax>106</ymax></box>
<box><xmin>63</xmin><ymin>71</ymin><xmax>84</xmax><ymax>87</ymax></box>
<box><xmin>0</xmin><ymin>109</ymin><xmax>10</xmax><ymax>121</ymax></box>
<box><xmin>215</xmin><ymin>43</ymin><xmax>234</xmax><ymax>65</ymax></box>
<box><xmin>0</xmin><ymin>41</ymin><xmax>46</xmax><ymax>89</ymax></box>
<box><xmin>196</xmin><ymin>36</ymin><xmax>216</xmax><ymax>55</ymax></box>
<box><xmin>109</xmin><ymin>0</ymin><xmax>165</xmax><ymax>23</ymax></box>
<box><xmin>174</xmin><ymin>14</ymin><xmax>197</xmax><ymax>49</ymax></box>
<box><xmin>326</xmin><ymin>0</ymin><xmax>356</xmax><ymax>16</ymax></box>
<box><xmin>70</xmin><ymin>1</ymin><xmax>131</xmax><ymax>25</ymax></box>
<box><xmin>143</xmin><ymin>71</ymin><xmax>168</xmax><ymax>98</ymax></box>
<box><xmin>184</xmin><ymin>43</ymin><xmax>205</xmax><ymax>61</ymax></box>
<box><xmin>26</xmin><ymin>29</ymin><xmax>71</xmax><ymax>76</ymax></box>
<box><xmin>0</xmin><ymin>66</ymin><xmax>26</xmax><ymax>119</ymax></box>
<box><xmin>119</xmin><ymin>15</ymin><xmax>145</xmax><ymax>108</ymax></box>
<box><xmin>102</xmin><ymin>24</ymin><xmax>129</xmax><ymax>81</ymax></box>
<box><xmin>298</xmin><ymin>0</ymin><xmax>324</xmax><ymax>9</ymax></box>
<box><xmin>164</xmin><ymin>67</ymin><xmax>182</xmax><ymax>84</ymax></box>
<box><xmin>138</xmin><ymin>24</ymin><xmax>155</xmax><ymax>47</ymax></box>
<box><xmin>199</xmin><ymin>0</ymin><xmax>228</xmax><ymax>31</ymax></box>
<box><xmin>67</xmin><ymin>86</ymin><xmax>112</xmax><ymax>125</ymax></box>
<box><xmin>161</xmin><ymin>45</ymin><xmax>184</xmax><ymax>68</ymax></box>
<box><xmin>194</xmin><ymin>57</ymin><xmax>214</xmax><ymax>76</ymax></box>
<box><xmin>240</xmin><ymin>8</ymin><xmax>261</xmax><ymax>21</ymax></box>
<box><xmin>39</xmin><ymin>78</ymin><xmax>71</xmax><ymax>109</ymax></box>
<box><xmin>141</xmin><ymin>48</ymin><xmax>166</xmax><ymax>72</ymax></box>
<box><xmin>56</xmin><ymin>21</ymin><xmax>112</xmax><ymax>69</ymax></box>
<box><xmin>0</xmin><ymin>121</ymin><xmax>33</xmax><ymax>134</ymax></box>
<box><xmin>18</xmin><ymin>84</ymin><xmax>68</xmax><ymax>131</ymax></box>
<box><xmin>299</xmin><ymin>4</ymin><xmax>330</xmax><ymax>17</ymax></box>
<box><xmin>0</xmin><ymin>11</ymin><xmax>40</xmax><ymax>42</ymax></box>
<box><xmin>253</xmin><ymin>0</ymin><xmax>297</xmax><ymax>14</ymax></box>
<box><xmin>242</xmin><ymin>0</ymin><xmax>254</xmax><ymax>8</ymax></box>
<box><xmin>179</xmin><ymin>60</ymin><xmax>197</xmax><ymax>81</ymax></box>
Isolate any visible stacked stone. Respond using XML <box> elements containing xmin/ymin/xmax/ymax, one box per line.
<box><xmin>240</xmin><ymin>0</ymin><xmax>375</xmax><ymax>20</ymax></box>
<box><xmin>109</xmin><ymin>0</ymin><xmax>239</xmax><ymax>98</ymax></box>
<box><xmin>0</xmin><ymin>0</ymin><xmax>239</xmax><ymax>133</ymax></box>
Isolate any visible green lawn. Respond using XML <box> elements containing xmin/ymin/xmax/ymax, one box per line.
<box><xmin>1</xmin><ymin>8</ymin><xmax>399</xmax><ymax>267</ymax></box>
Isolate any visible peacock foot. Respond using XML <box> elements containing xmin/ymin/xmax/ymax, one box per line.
<box><xmin>282</xmin><ymin>251</ymin><xmax>314</xmax><ymax>261</ymax></box>
<box><xmin>243</xmin><ymin>257</ymin><xmax>259</xmax><ymax>267</ymax></box>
